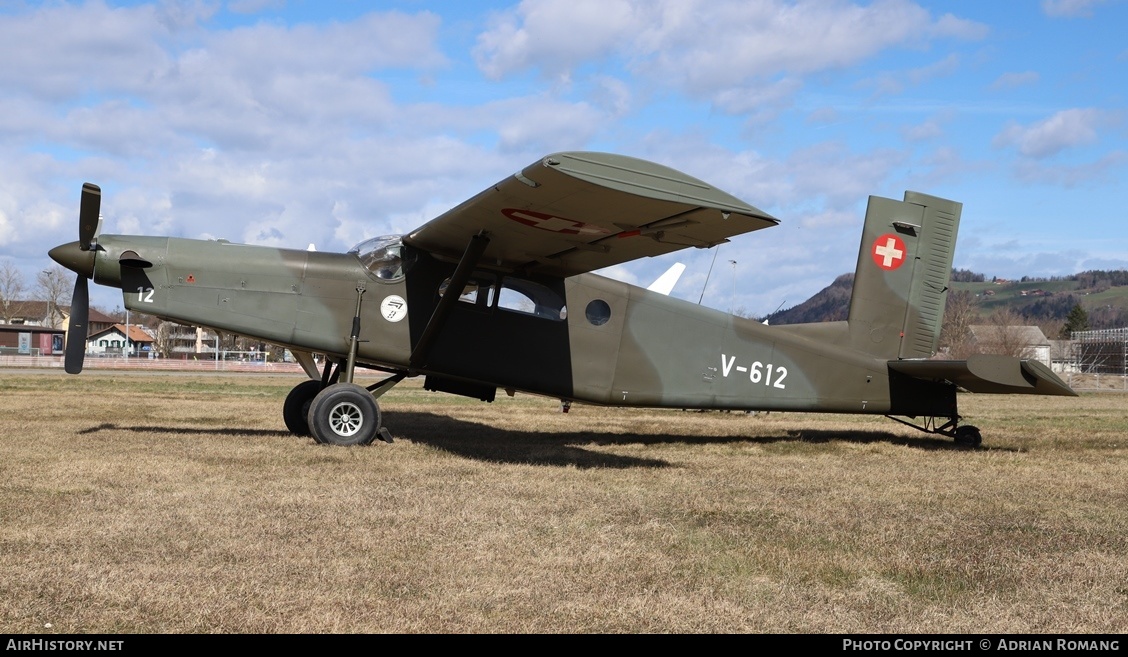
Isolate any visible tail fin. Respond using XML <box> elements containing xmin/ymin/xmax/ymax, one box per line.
<box><xmin>847</xmin><ymin>191</ymin><xmax>961</xmax><ymax>359</ymax></box>
<box><xmin>647</xmin><ymin>262</ymin><xmax>686</xmax><ymax>295</ymax></box>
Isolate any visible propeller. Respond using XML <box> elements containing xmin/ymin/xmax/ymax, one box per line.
<box><xmin>63</xmin><ymin>183</ymin><xmax>101</xmax><ymax>374</ymax></box>
<box><xmin>79</xmin><ymin>183</ymin><xmax>100</xmax><ymax>251</ymax></box>
<box><xmin>64</xmin><ymin>275</ymin><xmax>89</xmax><ymax>374</ymax></box>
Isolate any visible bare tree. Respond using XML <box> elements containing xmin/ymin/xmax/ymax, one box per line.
<box><xmin>155</xmin><ymin>321</ymin><xmax>175</xmax><ymax>359</ymax></box>
<box><xmin>973</xmin><ymin>308</ymin><xmax>1031</xmax><ymax>358</ymax></box>
<box><xmin>36</xmin><ymin>265</ymin><xmax>71</xmax><ymax>328</ymax></box>
<box><xmin>939</xmin><ymin>289</ymin><xmax>977</xmax><ymax>359</ymax></box>
<box><xmin>0</xmin><ymin>259</ymin><xmax>26</xmax><ymax>324</ymax></box>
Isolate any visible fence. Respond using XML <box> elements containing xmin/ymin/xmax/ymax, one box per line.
<box><xmin>0</xmin><ymin>354</ymin><xmax>305</xmax><ymax>374</ymax></box>
<box><xmin>1072</xmin><ymin>328</ymin><xmax>1128</xmax><ymax>376</ymax></box>
<box><xmin>1061</xmin><ymin>372</ymin><xmax>1128</xmax><ymax>391</ymax></box>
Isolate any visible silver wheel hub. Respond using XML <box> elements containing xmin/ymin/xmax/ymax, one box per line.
<box><xmin>328</xmin><ymin>401</ymin><xmax>364</xmax><ymax>437</ymax></box>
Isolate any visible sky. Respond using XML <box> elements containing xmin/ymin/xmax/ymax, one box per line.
<box><xmin>1</xmin><ymin>0</ymin><xmax>1125</xmax><ymax>316</ymax></box>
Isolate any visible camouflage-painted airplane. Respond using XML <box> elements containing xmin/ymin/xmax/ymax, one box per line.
<box><xmin>49</xmin><ymin>152</ymin><xmax>1075</xmax><ymax>447</ymax></box>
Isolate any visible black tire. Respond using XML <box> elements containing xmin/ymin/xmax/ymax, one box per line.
<box><xmin>307</xmin><ymin>383</ymin><xmax>381</xmax><ymax>446</ymax></box>
<box><xmin>954</xmin><ymin>425</ymin><xmax>982</xmax><ymax>447</ymax></box>
<box><xmin>283</xmin><ymin>380</ymin><xmax>323</xmax><ymax>436</ymax></box>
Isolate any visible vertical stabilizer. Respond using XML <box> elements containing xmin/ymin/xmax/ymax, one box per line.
<box><xmin>847</xmin><ymin>191</ymin><xmax>961</xmax><ymax>359</ymax></box>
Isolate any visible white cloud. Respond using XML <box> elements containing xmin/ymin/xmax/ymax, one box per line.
<box><xmin>3</xmin><ymin>2</ymin><xmax>1123</xmax><ymax>317</ymax></box>
<box><xmin>1012</xmin><ymin>151</ymin><xmax>1128</xmax><ymax>186</ymax></box>
<box><xmin>1041</xmin><ymin>0</ymin><xmax>1110</xmax><ymax>18</ymax></box>
<box><xmin>907</xmin><ymin>54</ymin><xmax>960</xmax><ymax>85</ymax></box>
<box><xmin>639</xmin><ymin>1</ymin><xmax>981</xmax><ymax>99</ymax></box>
<box><xmin>0</xmin><ymin>2</ymin><xmax>465</xmax><ymax>267</ymax></box>
<box><xmin>795</xmin><ymin>208</ymin><xmax>857</xmax><ymax>229</ymax></box>
<box><xmin>589</xmin><ymin>75</ymin><xmax>634</xmax><ymax>117</ymax></box>
<box><xmin>908</xmin><ymin>146</ymin><xmax>992</xmax><ymax>187</ymax></box>
<box><xmin>861</xmin><ymin>53</ymin><xmax>961</xmax><ymax>97</ymax></box>
<box><xmin>488</xmin><ymin>97</ymin><xmax>607</xmax><ymax>152</ymax></box>
<box><xmin>930</xmin><ymin>12</ymin><xmax>991</xmax><ymax>38</ymax></box>
<box><xmin>806</xmin><ymin>107</ymin><xmax>839</xmax><ymax>125</ymax></box>
<box><xmin>474</xmin><ymin>0</ymin><xmax>637</xmax><ymax>80</ymax></box>
<box><xmin>990</xmin><ymin>71</ymin><xmax>1039</xmax><ymax>90</ymax></box>
<box><xmin>713</xmin><ymin>78</ymin><xmax>802</xmax><ymax>115</ymax></box>
<box><xmin>227</xmin><ymin>0</ymin><xmax>285</xmax><ymax>15</ymax></box>
<box><xmin>992</xmin><ymin>108</ymin><xmax>1111</xmax><ymax>158</ymax></box>
<box><xmin>902</xmin><ymin>120</ymin><xmax>943</xmax><ymax>142</ymax></box>
<box><xmin>474</xmin><ymin>0</ymin><xmax>987</xmax><ymax>112</ymax></box>
<box><xmin>783</xmin><ymin>142</ymin><xmax>909</xmax><ymax>207</ymax></box>
<box><xmin>0</xmin><ymin>4</ymin><xmax>445</xmax><ymax>155</ymax></box>
<box><xmin>0</xmin><ymin>3</ymin><xmax>171</xmax><ymax>101</ymax></box>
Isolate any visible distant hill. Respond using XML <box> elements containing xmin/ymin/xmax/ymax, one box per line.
<box><xmin>763</xmin><ymin>273</ymin><xmax>854</xmax><ymax>325</ymax></box>
<box><xmin>762</xmin><ymin>270</ymin><xmax>1128</xmax><ymax>332</ymax></box>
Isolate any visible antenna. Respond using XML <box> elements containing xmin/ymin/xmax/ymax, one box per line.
<box><xmin>763</xmin><ymin>299</ymin><xmax>786</xmax><ymax>325</ymax></box>
<box><xmin>697</xmin><ymin>246</ymin><xmax>721</xmax><ymax>305</ymax></box>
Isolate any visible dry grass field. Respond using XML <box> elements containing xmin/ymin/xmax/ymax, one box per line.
<box><xmin>1</xmin><ymin>370</ymin><xmax>1126</xmax><ymax>633</ymax></box>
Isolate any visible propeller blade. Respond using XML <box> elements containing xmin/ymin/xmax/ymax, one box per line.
<box><xmin>64</xmin><ymin>276</ymin><xmax>89</xmax><ymax>374</ymax></box>
<box><xmin>79</xmin><ymin>183</ymin><xmax>101</xmax><ymax>251</ymax></box>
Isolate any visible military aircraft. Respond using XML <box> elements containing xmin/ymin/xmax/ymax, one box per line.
<box><xmin>49</xmin><ymin>152</ymin><xmax>1075</xmax><ymax>447</ymax></box>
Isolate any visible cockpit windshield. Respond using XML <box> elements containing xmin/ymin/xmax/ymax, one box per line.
<box><xmin>350</xmin><ymin>235</ymin><xmax>415</xmax><ymax>282</ymax></box>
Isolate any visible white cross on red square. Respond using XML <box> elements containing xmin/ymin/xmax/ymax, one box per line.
<box><xmin>871</xmin><ymin>234</ymin><xmax>906</xmax><ymax>270</ymax></box>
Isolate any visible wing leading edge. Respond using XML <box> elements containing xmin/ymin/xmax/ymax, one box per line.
<box><xmin>404</xmin><ymin>152</ymin><xmax>778</xmax><ymax>278</ymax></box>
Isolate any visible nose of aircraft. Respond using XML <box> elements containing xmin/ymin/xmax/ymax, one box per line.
<box><xmin>48</xmin><ymin>241</ymin><xmax>96</xmax><ymax>279</ymax></box>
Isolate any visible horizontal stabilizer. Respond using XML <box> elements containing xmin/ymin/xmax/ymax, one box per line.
<box><xmin>889</xmin><ymin>354</ymin><xmax>1077</xmax><ymax>397</ymax></box>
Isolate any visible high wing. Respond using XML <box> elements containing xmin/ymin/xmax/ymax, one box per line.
<box><xmin>404</xmin><ymin>152</ymin><xmax>778</xmax><ymax>278</ymax></box>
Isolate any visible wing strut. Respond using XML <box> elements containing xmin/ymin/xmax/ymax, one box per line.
<box><xmin>409</xmin><ymin>231</ymin><xmax>491</xmax><ymax>370</ymax></box>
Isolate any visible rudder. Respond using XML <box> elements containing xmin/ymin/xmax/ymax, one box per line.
<box><xmin>847</xmin><ymin>191</ymin><xmax>962</xmax><ymax>359</ymax></box>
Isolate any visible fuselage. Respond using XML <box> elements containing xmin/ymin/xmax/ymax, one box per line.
<box><xmin>57</xmin><ymin>233</ymin><xmax>925</xmax><ymax>416</ymax></box>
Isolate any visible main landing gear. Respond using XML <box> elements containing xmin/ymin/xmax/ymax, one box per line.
<box><xmin>283</xmin><ymin>363</ymin><xmax>404</xmax><ymax>446</ymax></box>
<box><xmin>283</xmin><ymin>284</ymin><xmax>405</xmax><ymax>445</ymax></box>
<box><xmin>887</xmin><ymin>415</ymin><xmax>982</xmax><ymax>447</ymax></box>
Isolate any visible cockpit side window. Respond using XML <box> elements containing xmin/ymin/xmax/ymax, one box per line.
<box><xmin>350</xmin><ymin>235</ymin><xmax>416</xmax><ymax>283</ymax></box>
<box><xmin>497</xmin><ymin>277</ymin><xmax>567</xmax><ymax>321</ymax></box>
<box><xmin>436</xmin><ymin>274</ymin><xmax>567</xmax><ymax>321</ymax></box>
<box><xmin>439</xmin><ymin>275</ymin><xmax>496</xmax><ymax>308</ymax></box>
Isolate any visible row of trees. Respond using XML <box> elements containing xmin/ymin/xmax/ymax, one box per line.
<box><xmin>976</xmin><ymin>270</ymin><xmax>1128</xmax><ymax>288</ymax></box>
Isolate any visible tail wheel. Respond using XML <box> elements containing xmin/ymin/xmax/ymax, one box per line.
<box><xmin>954</xmin><ymin>425</ymin><xmax>982</xmax><ymax>447</ymax></box>
<box><xmin>307</xmin><ymin>382</ymin><xmax>381</xmax><ymax>446</ymax></box>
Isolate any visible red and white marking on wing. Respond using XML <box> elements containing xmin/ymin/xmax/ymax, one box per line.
<box><xmin>502</xmin><ymin>208</ymin><xmax>611</xmax><ymax>236</ymax></box>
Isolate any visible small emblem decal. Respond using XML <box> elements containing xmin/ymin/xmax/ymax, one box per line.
<box><xmin>380</xmin><ymin>295</ymin><xmax>407</xmax><ymax>322</ymax></box>
<box><xmin>871</xmin><ymin>234</ymin><xmax>907</xmax><ymax>271</ymax></box>
<box><xmin>502</xmin><ymin>208</ymin><xmax>612</xmax><ymax>236</ymax></box>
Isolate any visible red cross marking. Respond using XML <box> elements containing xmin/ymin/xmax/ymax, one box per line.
<box><xmin>502</xmin><ymin>208</ymin><xmax>611</xmax><ymax>236</ymax></box>
<box><xmin>871</xmin><ymin>234</ymin><xmax>907</xmax><ymax>271</ymax></box>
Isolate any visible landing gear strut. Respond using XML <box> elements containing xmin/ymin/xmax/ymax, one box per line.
<box><xmin>887</xmin><ymin>415</ymin><xmax>982</xmax><ymax>447</ymax></box>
